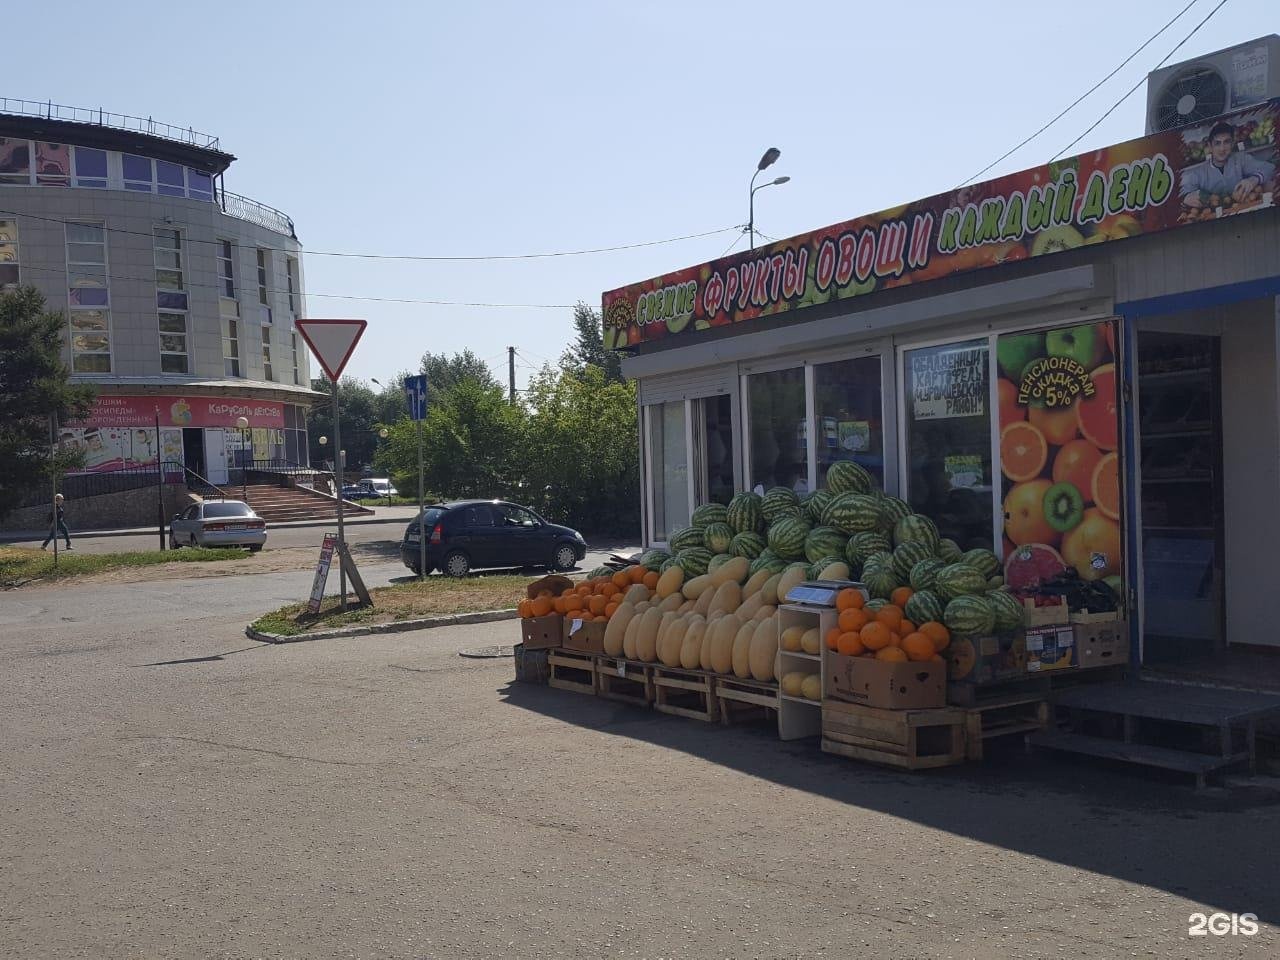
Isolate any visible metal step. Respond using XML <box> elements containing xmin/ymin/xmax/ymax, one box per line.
<box><xmin>1029</xmin><ymin>730</ymin><xmax>1245</xmax><ymax>785</ymax></box>
<box><xmin>1052</xmin><ymin>681</ymin><xmax>1280</xmax><ymax>726</ymax></box>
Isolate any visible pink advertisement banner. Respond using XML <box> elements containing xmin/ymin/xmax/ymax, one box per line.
<box><xmin>72</xmin><ymin>395</ymin><xmax>287</xmax><ymax>429</ymax></box>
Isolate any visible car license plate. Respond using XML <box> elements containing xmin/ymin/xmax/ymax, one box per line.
<box><xmin>225</xmin><ymin>523</ymin><xmax>247</xmax><ymax>530</ymax></box>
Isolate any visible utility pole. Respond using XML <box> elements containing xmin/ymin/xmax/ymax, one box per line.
<box><xmin>508</xmin><ymin>346</ymin><xmax>516</xmax><ymax>405</ymax></box>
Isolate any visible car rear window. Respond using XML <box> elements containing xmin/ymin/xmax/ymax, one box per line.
<box><xmin>204</xmin><ymin>502</ymin><xmax>254</xmax><ymax>518</ymax></box>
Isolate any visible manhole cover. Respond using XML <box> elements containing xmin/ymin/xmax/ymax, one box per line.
<box><xmin>459</xmin><ymin>645</ymin><xmax>513</xmax><ymax>659</ymax></box>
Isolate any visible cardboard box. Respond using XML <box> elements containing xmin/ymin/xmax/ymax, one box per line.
<box><xmin>526</xmin><ymin>574</ymin><xmax>573</xmax><ymax>600</ymax></box>
<box><xmin>1025</xmin><ymin>625</ymin><xmax>1076</xmax><ymax>672</ymax></box>
<box><xmin>946</xmin><ymin>633</ymin><xmax>1026</xmax><ymax>685</ymax></box>
<box><xmin>1022</xmin><ymin>597</ymin><xmax>1070</xmax><ymax>627</ymax></box>
<box><xmin>1069</xmin><ymin>609</ymin><xmax>1121</xmax><ymax>625</ymax></box>
<box><xmin>520</xmin><ymin>614</ymin><xmax>563</xmax><ymax>650</ymax></box>
<box><xmin>825</xmin><ymin>652</ymin><xmax>946</xmax><ymax>709</ymax></box>
<box><xmin>1077</xmin><ymin>618</ymin><xmax>1130</xmax><ymax>669</ymax></box>
<box><xmin>562</xmin><ymin>617</ymin><xmax>606</xmax><ymax>656</ymax></box>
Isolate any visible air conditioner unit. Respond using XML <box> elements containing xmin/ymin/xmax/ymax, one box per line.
<box><xmin>1146</xmin><ymin>35</ymin><xmax>1280</xmax><ymax>134</ymax></box>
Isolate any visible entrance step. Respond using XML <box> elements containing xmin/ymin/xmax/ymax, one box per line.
<box><xmin>1028</xmin><ymin>730</ymin><xmax>1238</xmax><ymax>787</ymax></box>
<box><xmin>207</xmin><ymin>484</ymin><xmax>374</xmax><ymax>523</ymax></box>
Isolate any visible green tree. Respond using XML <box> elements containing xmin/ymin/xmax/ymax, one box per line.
<box><xmin>307</xmin><ymin>376</ymin><xmax>388</xmax><ymax>471</ymax></box>
<box><xmin>0</xmin><ymin>287</ymin><xmax>95</xmax><ymax>520</ymax></box>
<box><xmin>419</xmin><ymin>349</ymin><xmax>499</xmax><ymax>395</ymax></box>
<box><xmin>564</xmin><ymin>301</ymin><xmax>623</xmax><ymax>384</ymax></box>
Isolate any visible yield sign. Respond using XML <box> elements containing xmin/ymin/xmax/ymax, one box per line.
<box><xmin>294</xmin><ymin>319</ymin><xmax>367</xmax><ymax>381</ymax></box>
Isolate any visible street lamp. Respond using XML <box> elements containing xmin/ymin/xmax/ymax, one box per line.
<box><xmin>749</xmin><ymin>147</ymin><xmax>789</xmax><ymax>250</ymax></box>
<box><xmin>235</xmin><ymin>415</ymin><xmax>249</xmax><ymax>502</ymax></box>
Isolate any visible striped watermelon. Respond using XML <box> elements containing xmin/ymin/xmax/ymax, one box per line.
<box><xmin>893</xmin><ymin>514</ymin><xmax>940</xmax><ymax>551</ymax></box>
<box><xmin>640</xmin><ymin>549</ymin><xmax>671</xmax><ymax>571</ymax></box>
<box><xmin>749</xmin><ymin>549</ymin><xmax>787</xmax><ymax>576</ymax></box>
<box><xmin>703</xmin><ymin>522</ymin><xmax>735</xmax><ymax>554</ymax></box>
<box><xmin>908</xmin><ymin>557</ymin><xmax>947</xmax><ymax>593</ymax></box>
<box><xmin>988</xmin><ymin>589</ymin><xmax>1025</xmax><ymax>632</ymax></box>
<box><xmin>905</xmin><ymin>589</ymin><xmax>945</xmax><ymax>625</ymax></box>
<box><xmin>825</xmin><ymin>460</ymin><xmax>874</xmax><ymax>495</ymax></box>
<box><xmin>707</xmin><ymin>553</ymin><xmax>734</xmax><ymax>575</ymax></box>
<box><xmin>862</xmin><ymin>550</ymin><xmax>895</xmax><ymax>573</ymax></box>
<box><xmin>729</xmin><ymin>531</ymin><xmax>767</xmax><ymax>559</ymax></box>
<box><xmin>823</xmin><ymin>493</ymin><xmax>882</xmax><ymax>534</ymax></box>
<box><xmin>804</xmin><ymin>526</ymin><xmax>848</xmax><ymax>564</ymax></box>
<box><xmin>726</xmin><ymin>492</ymin><xmax>765</xmax><ymax>534</ymax></box>
<box><xmin>935</xmin><ymin>563</ymin><xmax>989</xmax><ymax>601</ymax></box>
<box><xmin>767</xmin><ymin>516</ymin><xmax>812</xmax><ymax>561</ymax></box>
<box><xmin>892</xmin><ymin>540</ymin><xmax>936</xmax><ymax>580</ymax></box>
<box><xmin>587</xmin><ymin>566</ymin><xmax>615</xmax><ymax>579</ymax></box>
<box><xmin>761</xmin><ymin>487</ymin><xmax>803</xmax><ymax>523</ymax></box>
<box><xmin>877</xmin><ymin>496</ymin><xmax>914</xmax><ymax>529</ymax></box>
<box><xmin>944</xmin><ymin>594</ymin><xmax>996</xmax><ymax>637</ymax></box>
<box><xmin>691</xmin><ymin>503</ymin><xmax>729</xmax><ymax>528</ymax></box>
<box><xmin>659</xmin><ymin>556</ymin><xmax>682</xmax><ymax>572</ymax></box>
<box><xmin>863</xmin><ymin>566</ymin><xmax>899</xmax><ymax>600</ymax></box>
<box><xmin>960</xmin><ymin>548</ymin><xmax>1001</xmax><ymax>579</ymax></box>
<box><xmin>676</xmin><ymin>547</ymin><xmax>713</xmax><ymax>578</ymax></box>
<box><xmin>846</xmin><ymin>531</ymin><xmax>892</xmax><ymax>568</ymax></box>
<box><xmin>864</xmin><ymin>598</ymin><xmax>890</xmax><ymax>614</ymax></box>
<box><xmin>668</xmin><ymin>526</ymin><xmax>704</xmax><ymax>552</ymax></box>
<box><xmin>937</xmin><ymin>538</ymin><xmax>963</xmax><ymax>563</ymax></box>
<box><xmin>810</xmin><ymin>556</ymin><xmax>847</xmax><ymax>579</ymax></box>
<box><xmin>803</xmin><ymin>489</ymin><xmax>833</xmax><ymax>524</ymax></box>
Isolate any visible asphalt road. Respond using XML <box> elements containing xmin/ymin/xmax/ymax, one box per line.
<box><xmin>1</xmin><ymin>567</ymin><xmax>1278</xmax><ymax>958</ymax></box>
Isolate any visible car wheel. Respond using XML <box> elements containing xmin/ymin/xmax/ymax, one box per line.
<box><xmin>248</xmin><ymin>544</ymin><xmax>263</xmax><ymax>553</ymax></box>
<box><xmin>169</xmin><ymin>531</ymin><xmax>180</xmax><ymax>549</ymax></box>
<box><xmin>443</xmin><ymin>550</ymin><xmax>471</xmax><ymax>577</ymax></box>
<box><xmin>552</xmin><ymin>542</ymin><xmax>577</xmax><ymax>571</ymax></box>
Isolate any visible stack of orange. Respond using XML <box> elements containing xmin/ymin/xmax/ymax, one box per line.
<box><xmin>516</xmin><ymin>565</ymin><xmax>657</xmax><ymax>622</ymax></box>
<box><xmin>824</xmin><ymin>587</ymin><xmax>950</xmax><ymax>663</ymax></box>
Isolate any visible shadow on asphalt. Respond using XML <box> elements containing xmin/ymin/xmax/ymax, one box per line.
<box><xmin>499</xmin><ymin>678</ymin><xmax>1280</xmax><ymax>924</ymax></box>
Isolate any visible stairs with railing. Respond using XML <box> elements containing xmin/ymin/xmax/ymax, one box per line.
<box><xmin>231</xmin><ymin>483</ymin><xmax>373</xmax><ymax>523</ymax></box>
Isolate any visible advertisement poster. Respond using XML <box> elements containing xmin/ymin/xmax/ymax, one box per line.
<box><xmin>838</xmin><ymin>420</ymin><xmax>870</xmax><ymax>453</ymax></box>
<box><xmin>911</xmin><ymin>345</ymin><xmax>986</xmax><ymax>420</ymax></box>
<box><xmin>997</xmin><ymin>320</ymin><xmax>1122</xmax><ymax>592</ymax></box>
<box><xmin>61</xmin><ymin>426</ymin><xmax>184</xmax><ymax>474</ymax></box>
<box><xmin>603</xmin><ymin>98</ymin><xmax>1279</xmax><ymax>349</ymax></box>
<box><xmin>72</xmin><ymin>394</ymin><xmax>286</xmax><ymax>429</ymax></box>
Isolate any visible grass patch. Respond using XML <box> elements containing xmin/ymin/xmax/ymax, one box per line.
<box><xmin>350</xmin><ymin>495</ymin><xmax>424</xmax><ymax>507</ymax></box>
<box><xmin>0</xmin><ymin>544</ymin><xmax>249</xmax><ymax>585</ymax></box>
<box><xmin>250</xmin><ymin>572</ymin><xmax>529</xmax><ymax>637</ymax></box>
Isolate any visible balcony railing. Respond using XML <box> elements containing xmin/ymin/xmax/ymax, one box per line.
<box><xmin>0</xmin><ymin>97</ymin><xmax>220</xmax><ymax>150</ymax></box>
<box><xmin>221</xmin><ymin>190</ymin><xmax>297</xmax><ymax>239</ymax></box>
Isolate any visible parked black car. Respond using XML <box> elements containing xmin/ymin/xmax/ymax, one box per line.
<box><xmin>400</xmin><ymin>500</ymin><xmax>587</xmax><ymax>577</ymax></box>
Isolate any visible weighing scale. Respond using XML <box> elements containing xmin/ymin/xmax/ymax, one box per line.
<box><xmin>784</xmin><ymin>579</ymin><xmax>863</xmax><ymax>608</ymax></box>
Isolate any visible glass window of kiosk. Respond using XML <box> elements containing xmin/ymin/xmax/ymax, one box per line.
<box><xmin>902</xmin><ymin>339</ymin><xmax>994</xmax><ymax>550</ymax></box>
<box><xmin>647</xmin><ymin>401</ymin><xmax>689</xmax><ymax>542</ymax></box>
<box><xmin>814</xmin><ymin>355</ymin><xmax>883</xmax><ymax>489</ymax></box>
<box><xmin>747</xmin><ymin>366</ymin><xmax>807</xmax><ymax>494</ymax></box>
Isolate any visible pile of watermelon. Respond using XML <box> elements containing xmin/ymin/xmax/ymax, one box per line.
<box><xmin>653</xmin><ymin>460</ymin><xmax>1025</xmax><ymax>641</ymax></box>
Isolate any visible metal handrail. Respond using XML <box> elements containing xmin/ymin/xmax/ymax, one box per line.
<box><xmin>0</xmin><ymin>98</ymin><xmax>220</xmax><ymax>149</ymax></box>
<box><xmin>220</xmin><ymin>191</ymin><xmax>296</xmax><ymax>238</ymax></box>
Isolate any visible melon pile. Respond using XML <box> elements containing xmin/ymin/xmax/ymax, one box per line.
<box><xmin>630</xmin><ymin>460</ymin><xmax>1026</xmax><ymax>645</ymax></box>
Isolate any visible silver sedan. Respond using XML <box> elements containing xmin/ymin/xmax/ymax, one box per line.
<box><xmin>169</xmin><ymin>500</ymin><xmax>268</xmax><ymax>551</ymax></box>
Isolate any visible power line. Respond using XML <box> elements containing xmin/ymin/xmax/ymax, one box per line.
<box><xmin>0</xmin><ymin>206</ymin><xmax>737</xmax><ymax>262</ymax></box>
<box><xmin>959</xmin><ymin>0</ymin><xmax>1199</xmax><ymax>187</ymax></box>
<box><xmin>1052</xmin><ymin>0</ymin><xmax>1232</xmax><ymax>160</ymax></box>
<box><xmin>718</xmin><ymin>229</ymin><xmax>746</xmax><ymax>260</ymax></box>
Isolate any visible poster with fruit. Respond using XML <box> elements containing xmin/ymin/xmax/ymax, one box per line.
<box><xmin>998</xmin><ymin>321</ymin><xmax>1123</xmax><ymax>608</ymax></box>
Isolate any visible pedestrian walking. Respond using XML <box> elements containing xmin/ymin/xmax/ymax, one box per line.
<box><xmin>41</xmin><ymin>494</ymin><xmax>72</xmax><ymax>551</ymax></box>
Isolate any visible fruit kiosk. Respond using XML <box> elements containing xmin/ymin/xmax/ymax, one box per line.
<box><xmin>524</xmin><ymin>94</ymin><xmax>1280</xmax><ymax>774</ymax></box>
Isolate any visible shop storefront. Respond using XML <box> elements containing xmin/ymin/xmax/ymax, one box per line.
<box><xmin>66</xmin><ymin>393</ymin><xmax>310</xmax><ymax>485</ymax></box>
<box><xmin>605</xmin><ymin>97</ymin><xmax>1280</xmax><ymax>671</ymax></box>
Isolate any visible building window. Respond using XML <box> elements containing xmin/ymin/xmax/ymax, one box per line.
<box><xmin>154</xmin><ymin>228</ymin><xmax>189</xmax><ymax>374</ymax></box>
<box><xmin>646</xmin><ymin>401</ymin><xmax>689</xmax><ymax>543</ymax></box>
<box><xmin>222</xmin><ymin>300</ymin><xmax>241</xmax><ymax>378</ymax></box>
<box><xmin>217</xmin><ymin>239</ymin><xmax>236</xmax><ymax>297</ymax></box>
<box><xmin>256</xmin><ymin>248</ymin><xmax>272</xmax><ymax>323</ymax></box>
<box><xmin>159</xmin><ymin>312</ymin><xmax>189</xmax><ymax>374</ymax></box>
<box><xmin>187</xmin><ymin>168</ymin><xmax>213</xmax><ymax>202</ymax></box>
<box><xmin>35</xmin><ymin>143</ymin><xmax>70</xmax><ymax>186</ymax></box>
<box><xmin>123</xmin><ymin>153</ymin><xmax>152</xmax><ymax>191</ymax></box>
<box><xmin>747</xmin><ymin>366</ymin><xmax>807</xmax><ymax>494</ymax></box>
<box><xmin>286</xmin><ymin>256</ymin><xmax>300</xmax><ymax>316</ymax></box>
<box><xmin>156</xmin><ymin>160</ymin><xmax>185</xmax><ymax>197</ymax></box>
<box><xmin>73</xmin><ymin>147</ymin><xmax>108</xmax><ymax>188</ymax></box>
<box><xmin>65</xmin><ymin>222</ymin><xmax>112</xmax><ymax>374</ymax></box>
<box><xmin>814</xmin><ymin>355</ymin><xmax>884</xmax><ymax>489</ymax></box>
<box><xmin>291</xmin><ymin>332</ymin><xmax>301</xmax><ymax>385</ymax></box>
<box><xmin>262</xmin><ymin>339</ymin><xmax>275</xmax><ymax>381</ymax></box>
<box><xmin>0</xmin><ymin>218</ymin><xmax>18</xmax><ymax>290</ymax></box>
<box><xmin>0</xmin><ymin>138</ymin><xmax>30</xmax><ymax>185</ymax></box>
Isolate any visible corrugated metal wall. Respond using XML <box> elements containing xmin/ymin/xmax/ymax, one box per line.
<box><xmin>637</xmin><ymin>364</ymin><xmax>737</xmax><ymax>406</ymax></box>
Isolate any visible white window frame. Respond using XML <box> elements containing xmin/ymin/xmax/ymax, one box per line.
<box><xmin>71</xmin><ymin>145</ymin><xmax>109</xmax><ymax>189</ymax></box>
<box><xmin>256</xmin><ymin>248</ymin><xmax>273</xmax><ymax>323</ymax></box>
<box><xmin>216</xmin><ymin>239</ymin><xmax>236</xmax><ymax>298</ymax></box>
<box><xmin>154</xmin><ymin>227</ymin><xmax>190</xmax><ymax>375</ymax></box>
<box><xmin>0</xmin><ymin>216</ymin><xmax>19</xmax><ymax>291</ymax></box>
<box><xmin>262</xmin><ymin>335</ymin><xmax>275</xmax><ymax>382</ymax></box>
<box><xmin>186</xmin><ymin>167</ymin><xmax>214</xmax><ymax>202</ymax></box>
<box><xmin>34</xmin><ymin>141</ymin><xmax>71</xmax><ymax>186</ymax></box>
<box><xmin>222</xmin><ymin>299</ymin><xmax>242</xmax><ymax>378</ymax></box>
<box><xmin>123</xmin><ymin>152</ymin><xmax>154</xmax><ymax>192</ymax></box>
<box><xmin>286</xmin><ymin>256</ymin><xmax>300</xmax><ymax>316</ymax></box>
<box><xmin>64</xmin><ymin>221</ymin><xmax>112</xmax><ymax>375</ymax></box>
<box><xmin>291</xmin><ymin>331</ymin><xmax>301</xmax><ymax>385</ymax></box>
<box><xmin>0</xmin><ymin>137</ymin><xmax>32</xmax><ymax>186</ymax></box>
<box><xmin>158</xmin><ymin>311</ymin><xmax>190</xmax><ymax>375</ymax></box>
<box><xmin>642</xmin><ymin>400</ymin><xmax>693</xmax><ymax>546</ymax></box>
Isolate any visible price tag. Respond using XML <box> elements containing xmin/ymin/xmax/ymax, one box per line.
<box><xmin>617</xmin><ymin>663</ymin><xmax>626</xmax><ymax>678</ymax></box>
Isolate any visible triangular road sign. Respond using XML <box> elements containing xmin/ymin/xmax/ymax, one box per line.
<box><xmin>295</xmin><ymin>319</ymin><xmax>367</xmax><ymax>381</ymax></box>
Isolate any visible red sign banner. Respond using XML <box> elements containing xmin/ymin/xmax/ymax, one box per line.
<box><xmin>73</xmin><ymin>395</ymin><xmax>287</xmax><ymax>429</ymax></box>
<box><xmin>603</xmin><ymin>100</ymin><xmax>1279</xmax><ymax>349</ymax></box>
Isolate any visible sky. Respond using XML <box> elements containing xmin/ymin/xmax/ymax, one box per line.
<box><xmin>7</xmin><ymin>0</ymin><xmax>1273</xmax><ymax>389</ymax></box>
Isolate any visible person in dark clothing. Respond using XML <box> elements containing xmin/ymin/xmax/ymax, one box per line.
<box><xmin>41</xmin><ymin>494</ymin><xmax>72</xmax><ymax>550</ymax></box>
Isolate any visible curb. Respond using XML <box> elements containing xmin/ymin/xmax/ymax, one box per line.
<box><xmin>1</xmin><ymin>511</ymin><xmax>413</xmax><ymax>543</ymax></box>
<box><xmin>246</xmin><ymin>607</ymin><xmax>518</xmax><ymax>644</ymax></box>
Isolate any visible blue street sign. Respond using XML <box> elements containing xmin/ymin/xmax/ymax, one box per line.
<box><xmin>404</xmin><ymin>375</ymin><xmax>428</xmax><ymax>421</ymax></box>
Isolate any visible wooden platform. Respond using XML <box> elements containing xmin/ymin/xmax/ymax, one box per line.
<box><xmin>961</xmin><ymin>693</ymin><xmax>1051</xmax><ymax>761</ymax></box>
<box><xmin>547</xmin><ymin>649</ymin><xmax>596</xmax><ymax>696</ymax></box>
<box><xmin>821</xmin><ymin>700</ymin><xmax>965</xmax><ymax>770</ymax></box>
<box><xmin>948</xmin><ymin>673</ymin><xmax>1050</xmax><ymax>707</ymax></box>
<box><xmin>713</xmin><ymin>675</ymin><xmax>779</xmax><ymax>726</ymax></box>
<box><xmin>595</xmin><ymin>657</ymin><xmax>654</xmax><ymax>707</ymax></box>
<box><xmin>652</xmin><ymin>666</ymin><xmax>719</xmax><ymax>723</ymax></box>
<box><xmin>1032</xmin><ymin>679</ymin><xmax>1280</xmax><ymax>787</ymax></box>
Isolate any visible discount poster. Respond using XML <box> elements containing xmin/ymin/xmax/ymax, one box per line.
<box><xmin>997</xmin><ymin>321</ymin><xmax>1122</xmax><ymax>595</ymax></box>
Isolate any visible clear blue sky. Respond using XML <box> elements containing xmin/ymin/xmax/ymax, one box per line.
<box><xmin>8</xmin><ymin>0</ymin><xmax>1273</xmax><ymax>387</ymax></box>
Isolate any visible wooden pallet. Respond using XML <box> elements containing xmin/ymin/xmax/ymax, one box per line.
<box><xmin>547</xmin><ymin>649</ymin><xmax>596</xmax><ymax>696</ymax></box>
<box><xmin>595</xmin><ymin>657</ymin><xmax>654</xmax><ymax>707</ymax></box>
<box><xmin>713</xmin><ymin>675</ymin><xmax>779</xmax><ymax>726</ymax></box>
<box><xmin>947</xmin><ymin>672</ymin><xmax>1051</xmax><ymax>708</ymax></box>
<box><xmin>652</xmin><ymin>666</ymin><xmax>719</xmax><ymax>723</ymax></box>
<box><xmin>821</xmin><ymin>700</ymin><xmax>965</xmax><ymax>770</ymax></box>
<box><xmin>960</xmin><ymin>694</ymin><xmax>1051</xmax><ymax>761</ymax></box>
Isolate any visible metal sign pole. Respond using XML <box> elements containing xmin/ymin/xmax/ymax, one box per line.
<box><xmin>332</xmin><ymin>378</ymin><xmax>347</xmax><ymax>610</ymax></box>
<box><xmin>49</xmin><ymin>413</ymin><xmax>58</xmax><ymax>570</ymax></box>
<box><xmin>417</xmin><ymin>416</ymin><xmax>426</xmax><ymax>580</ymax></box>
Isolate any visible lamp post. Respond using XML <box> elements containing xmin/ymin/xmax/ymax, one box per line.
<box><xmin>235</xmin><ymin>415</ymin><xmax>249</xmax><ymax>502</ymax></box>
<box><xmin>748</xmin><ymin>147</ymin><xmax>789</xmax><ymax>250</ymax></box>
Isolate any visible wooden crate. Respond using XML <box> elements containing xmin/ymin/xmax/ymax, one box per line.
<box><xmin>961</xmin><ymin>695</ymin><xmax>1051</xmax><ymax>761</ymax></box>
<box><xmin>595</xmin><ymin>657</ymin><xmax>654</xmax><ymax>707</ymax></box>
<box><xmin>547</xmin><ymin>649</ymin><xmax>596</xmax><ymax>696</ymax></box>
<box><xmin>713</xmin><ymin>675</ymin><xmax>779</xmax><ymax>727</ymax></box>
<box><xmin>652</xmin><ymin>666</ymin><xmax>719</xmax><ymax>723</ymax></box>
<box><xmin>947</xmin><ymin>672</ymin><xmax>1051</xmax><ymax>708</ymax></box>
<box><xmin>821</xmin><ymin>700</ymin><xmax>965</xmax><ymax>770</ymax></box>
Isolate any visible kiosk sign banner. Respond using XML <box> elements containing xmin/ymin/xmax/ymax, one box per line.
<box><xmin>604</xmin><ymin>99</ymin><xmax>1279</xmax><ymax>349</ymax></box>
